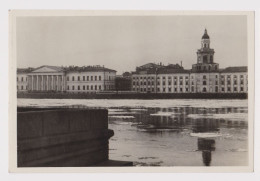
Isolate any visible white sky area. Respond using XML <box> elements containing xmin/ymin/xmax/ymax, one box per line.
<box><xmin>16</xmin><ymin>16</ymin><xmax>247</xmax><ymax>74</ymax></box>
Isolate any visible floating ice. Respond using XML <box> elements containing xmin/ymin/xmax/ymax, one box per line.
<box><xmin>190</xmin><ymin>132</ymin><xmax>222</xmax><ymax>138</ymax></box>
<box><xmin>17</xmin><ymin>98</ymin><xmax>248</xmax><ymax>109</ymax></box>
<box><xmin>187</xmin><ymin>113</ymin><xmax>248</xmax><ymax>121</ymax></box>
<box><xmin>108</xmin><ymin>115</ymin><xmax>135</xmax><ymax>119</ymax></box>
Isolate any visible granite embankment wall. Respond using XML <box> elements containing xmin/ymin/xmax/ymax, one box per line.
<box><xmin>17</xmin><ymin>108</ymin><xmax>131</xmax><ymax>167</ymax></box>
<box><xmin>17</xmin><ymin>92</ymin><xmax>248</xmax><ymax>99</ymax></box>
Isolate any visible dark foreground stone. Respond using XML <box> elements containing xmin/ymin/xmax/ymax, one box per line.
<box><xmin>17</xmin><ymin>107</ymin><xmax>133</xmax><ymax>167</ymax></box>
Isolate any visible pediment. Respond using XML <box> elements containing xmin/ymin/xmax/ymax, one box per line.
<box><xmin>32</xmin><ymin>66</ymin><xmax>61</xmax><ymax>73</ymax></box>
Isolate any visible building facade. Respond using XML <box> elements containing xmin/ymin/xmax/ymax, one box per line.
<box><xmin>17</xmin><ymin>65</ymin><xmax>116</xmax><ymax>93</ymax></box>
<box><xmin>131</xmin><ymin>29</ymin><xmax>248</xmax><ymax>93</ymax></box>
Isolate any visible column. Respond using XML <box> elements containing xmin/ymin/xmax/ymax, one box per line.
<box><xmin>31</xmin><ymin>76</ymin><xmax>34</xmax><ymax>91</ymax></box>
<box><xmin>52</xmin><ymin>75</ymin><xmax>54</xmax><ymax>91</ymax></box>
<box><xmin>47</xmin><ymin>75</ymin><xmax>49</xmax><ymax>91</ymax></box>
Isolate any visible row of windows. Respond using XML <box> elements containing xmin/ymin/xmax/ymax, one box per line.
<box><xmin>68</xmin><ymin>85</ymin><xmax>102</xmax><ymax>91</ymax></box>
<box><xmin>133</xmin><ymin>76</ymin><xmax>190</xmax><ymax>80</ymax></box>
<box><xmin>17</xmin><ymin>85</ymin><xmax>27</xmax><ymax>90</ymax></box>
<box><xmin>221</xmin><ymin>75</ymin><xmax>247</xmax><ymax>79</ymax></box>
<box><xmin>17</xmin><ymin>77</ymin><xmax>27</xmax><ymax>81</ymax></box>
<box><xmin>133</xmin><ymin>86</ymin><xmax>245</xmax><ymax>93</ymax></box>
<box><xmin>67</xmin><ymin>85</ymin><xmax>114</xmax><ymax>91</ymax></box>
<box><xmin>133</xmin><ymin>87</ymin><xmax>190</xmax><ymax>92</ymax></box>
<box><xmin>68</xmin><ymin>75</ymin><xmax>102</xmax><ymax>81</ymax></box>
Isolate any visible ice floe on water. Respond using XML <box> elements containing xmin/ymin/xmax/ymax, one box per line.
<box><xmin>187</xmin><ymin>113</ymin><xmax>248</xmax><ymax>121</ymax></box>
<box><xmin>150</xmin><ymin>112</ymin><xmax>174</xmax><ymax>117</ymax></box>
<box><xmin>108</xmin><ymin>115</ymin><xmax>135</xmax><ymax>119</ymax></box>
<box><xmin>17</xmin><ymin>98</ymin><xmax>248</xmax><ymax>109</ymax></box>
<box><xmin>190</xmin><ymin>132</ymin><xmax>222</xmax><ymax>138</ymax></box>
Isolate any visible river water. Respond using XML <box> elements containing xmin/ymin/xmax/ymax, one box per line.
<box><xmin>17</xmin><ymin>99</ymin><xmax>248</xmax><ymax>166</ymax></box>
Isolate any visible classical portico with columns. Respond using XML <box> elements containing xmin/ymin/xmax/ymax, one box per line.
<box><xmin>27</xmin><ymin>66</ymin><xmax>66</xmax><ymax>92</ymax></box>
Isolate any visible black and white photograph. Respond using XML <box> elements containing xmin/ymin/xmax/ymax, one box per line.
<box><xmin>9</xmin><ymin>10</ymin><xmax>254</xmax><ymax>172</ymax></box>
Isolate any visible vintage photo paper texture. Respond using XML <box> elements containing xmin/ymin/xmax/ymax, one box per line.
<box><xmin>9</xmin><ymin>10</ymin><xmax>254</xmax><ymax>172</ymax></box>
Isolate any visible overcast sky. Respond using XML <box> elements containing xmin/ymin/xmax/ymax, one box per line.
<box><xmin>16</xmin><ymin>15</ymin><xmax>247</xmax><ymax>74</ymax></box>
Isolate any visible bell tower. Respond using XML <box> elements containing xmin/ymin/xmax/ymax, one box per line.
<box><xmin>192</xmin><ymin>29</ymin><xmax>219</xmax><ymax>72</ymax></box>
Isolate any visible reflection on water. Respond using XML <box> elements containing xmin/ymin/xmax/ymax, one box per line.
<box><xmin>17</xmin><ymin>99</ymin><xmax>248</xmax><ymax>166</ymax></box>
<box><xmin>108</xmin><ymin>106</ymin><xmax>248</xmax><ymax>166</ymax></box>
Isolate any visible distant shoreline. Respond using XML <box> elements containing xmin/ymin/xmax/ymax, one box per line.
<box><xmin>17</xmin><ymin>92</ymin><xmax>248</xmax><ymax>99</ymax></box>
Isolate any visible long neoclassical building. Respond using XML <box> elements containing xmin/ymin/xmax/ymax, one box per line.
<box><xmin>131</xmin><ymin>29</ymin><xmax>248</xmax><ymax>93</ymax></box>
<box><xmin>17</xmin><ymin>65</ymin><xmax>116</xmax><ymax>93</ymax></box>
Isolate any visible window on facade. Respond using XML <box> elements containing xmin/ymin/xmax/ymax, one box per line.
<box><xmin>174</xmin><ymin>88</ymin><xmax>177</xmax><ymax>92</ymax></box>
<box><xmin>21</xmin><ymin>86</ymin><xmax>23</xmax><ymax>90</ymax></box>
<box><xmin>67</xmin><ymin>76</ymin><xmax>69</xmax><ymax>81</ymax></box>
<box><xmin>87</xmin><ymin>85</ymin><xmax>89</xmax><ymax>90</ymax></box>
<box><xmin>174</xmin><ymin>81</ymin><xmax>177</xmax><ymax>85</ymax></box>
<box><xmin>140</xmin><ymin>82</ymin><xmax>143</xmax><ymax>85</ymax></box>
<box><xmin>227</xmin><ymin>81</ymin><xmax>231</xmax><ymax>85</ymax></box>
<box><xmin>221</xmin><ymin>81</ymin><xmax>224</xmax><ymax>85</ymax></box>
<box><xmin>95</xmin><ymin>76</ymin><xmax>97</xmax><ymax>81</ymax></box>
<box><xmin>203</xmin><ymin>87</ymin><xmax>207</xmax><ymax>92</ymax></box>
<box><xmin>83</xmin><ymin>76</ymin><xmax>85</xmax><ymax>81</ymax></box>
<box><xmin>67</xmin><ymin>86</ymin><xmax>69</xmax><ymax>90</ymax></box>
<box><xmin>83</xmin><ymin>86</ymin><xmax>85</xmax><ymax>90</ymax></box>
<box><xmin>191</xmin><ymin>86</ymin><xmax>194</xmax><ymax>92</ymax></box>
<box><xmin>144</xmin><ymin>82</ymin><xmax>146</xmax><ymax>85</ymax></box>
<box><xmin>144</xmin><ymin>88</ymin><xmax>146</xmax><ymax>92</ymax></box>
<box><xmin>137</xmin><ymin>82</ymin><xmax>139</xmax><ymax>86</ymax></box>
<box><xmin>241</xmin><ymin>87</ymin><xmax>244</xmax><ymax>91</ymax></box>
<box><xmin>140</xmin><ymin>88</ymin><xmax>143</xmax><ymax>92</ymax></box>
<box><xmin>157</xmin><ymin>88</ymin><xmax>160</xmax><ymax>92</ymax></box>
<box><xmin>91</xmin><ymin>85</ymin><xmax>93</xmax><ymax>90</ymax></box>
<box><xmin>203</xmin><ymin>81</ymin><xmax>207</xmax><ymax>85</ymax></box>
<box><xmin>215</xmin><ymin>75</ymin><xmax>218</xmax><ymax>78</ymax></box>
<box><xmin>234</xmin><ymin>75</ymin><xmax>237</xmax><ymax>79</ymax></box>
<box><xmin>99</xmin><ymin>76</ymin><xmax>101</xmax><ymax>81</ymax></box>
<box><xmin>168</xmin><ymin>81</ymin><xmax>171</xmax><ymax>85</ymax></box>
<box><xmin>87</xmin><ymin>76</ymin><xmax>89</xmax><ymax>81</ymax></box>
<box><xmin>241</xmin><ymin>80</ymin><xmax>244</xmax><ymax>84</ymax></box>
<box><xmin>234</xmin><ymin>87</ymin><xmax>237</xmax><ymax>91</ymax></box>
<box><xmin>234</xmin><ymin>80</ymin><xmax>237</xmax><ymax>85</ymax></box>
<box><xmin>99</xmin><ymin>85</ymin><xmax>101</xmax><ymax>90</ymax></box>
<box><xmin>186</xmin><ymin>81</ymin><xmax>188</xmax><ymax>85</ymax></box>
<box><xmin>227</xmin><ymin>87</ymin><xmax>231</xmax><ymax>92</ymax></box>
<box><xmin>133</xmin><ymin>81</ymin><xmax>135</xmax><ymax>85</ymax></box>
<box><xmin>180</xmin><ymin>88</ymin><xmax>183</xmax><ymax>92</ymax></box>
<box><xmin>163</xmin><ymin>88</ymin><xmax>166</xmax><ymax>92</ymax></box>
<box><xmin>95</xmin><ymin>85</ymin><xmax>97</xmax><ymax>90</ymax></box>
<box><xmin>91</xmin><ymin>76</ymin><xmax>93</xmax><ymax>81</ymax></box>
<box><xmin>72</xmin><ymin>76</ymin><xmax>75</xmax><ymax>81</ymax></box>
<box><xmin>78</xmin><ymin>76</ymin><xmax>80</xmax><ymax>81</ymax></box>
<box><xmin>163</xmin><ymin>77</ymin><xmax>165</xmax><ymax>79</ymax></box>
<box><xmin>210</xmin><ymin>55</ymin><xmax>213</xmax><ymax>63</ymax></box>
<box><xmin>180</xmin><ymin>81</ymin><xmax>183</xmax><ymax>85</ymax></box>
<box><xmin>168</xmin><ymin>88</ymin><xmax>171</xmax><ymax>92</ymax></box>
<box><xmin>186</xmin><ymin>88</ymin><xmax>188</xmax><ymax>92</ymax></box>
<box><xmin>203</xmin><ymin>55</ymin><xmax>207</xmax><ymax>63</ymax></box>
<box><xmin>168</xmin><ymin>76</ymin><xmax>171</xmax><ymax>79</ymax></box>
<box><xmin>157</xmin><ymin>81</ymin><xmax>160</xmax><ymax>85</ymax></box>
<box><xmin>148</xmin><ymin>81</ymin><xmax>150</xmax><ymax>85</ymax></box>
<box><xmin>72</xmin><ymin>86</ymin><xmax>74</xmax><ymax>90</ymax></box>
<box><xmin>152</xmin><ymin>88</ymin><xmax>154</xmax><ymax>92</ymax></box>
<box><xmin>21</xmin><ymin>77</ymin><xmax>23</xmax><ymax>81</ymax></box>
<box><xmin>222</xmin><ymin>87</ymin><xmax>225</xmax><ymax>92</ymax></box>
<box><xmin>203</xmin><ymin>75</ymin><xmax>206</xmax><ymax>79</ymax></box>
<box><xmin>215</xmin><ymin>81</ymin><xmax>218</xmax><ymax>85</ymax></box>
<box><xmin>151</xmin><ymin>81</ymin><xmax>154</xmax><ymax>85</ymax></box>
<box><xmin>163</xmin><ymin>82</ymin><xmax>165</xmax><ymax>86</ymax></box>
<box><xmin>78</xmin><ymin>86</ymin><xmax>80</xmax><ymax>90</ymax></box>
<box><xmin>215</xmin><ymin>86</ymin><xmax>218</xmax><ymax>92</ymax></box>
